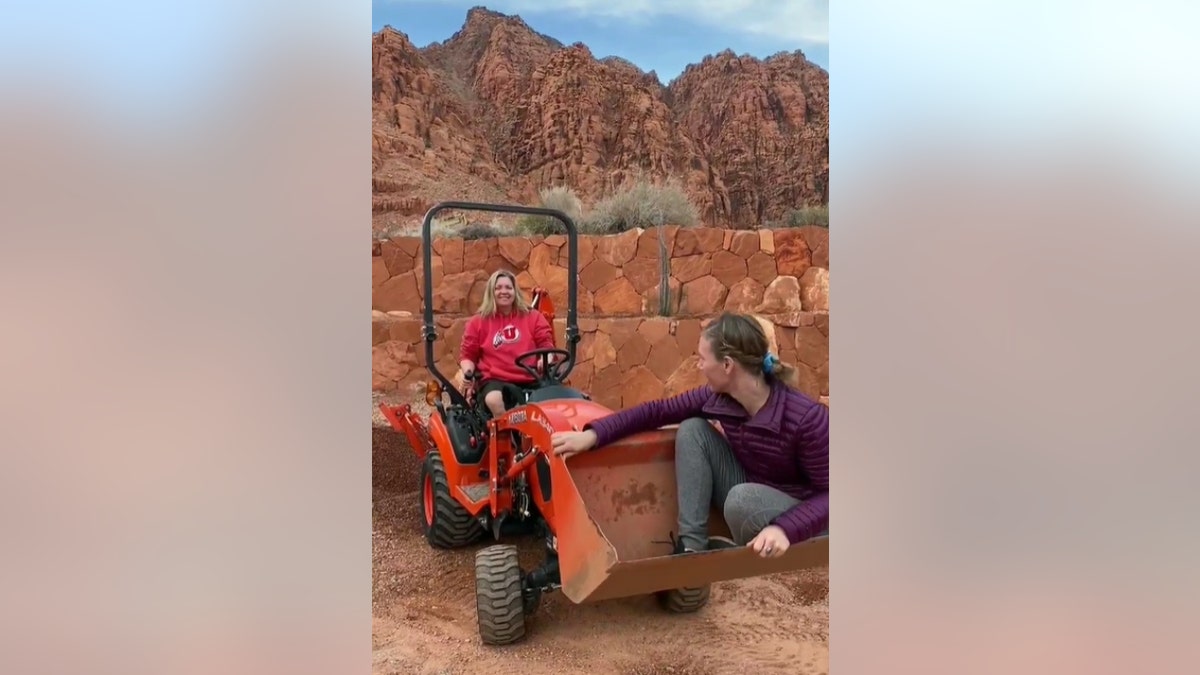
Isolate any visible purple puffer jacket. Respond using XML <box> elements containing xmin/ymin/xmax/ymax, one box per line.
<box><xmin>585</xmin><ymin>381</ymin><xmax>829</xmax><ymax>543</ymax></box>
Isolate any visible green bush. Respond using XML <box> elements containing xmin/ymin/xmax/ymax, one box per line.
<box><xmin>582</xmin><ymin>177</ymin><xmax>699</xmax><ymax>234</ymax></box>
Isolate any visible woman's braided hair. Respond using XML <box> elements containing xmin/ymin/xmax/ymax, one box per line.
<box><xmin>701</xmin><ymin>312</ymin><xmax>799</xmax><ymax>389</ymax></box>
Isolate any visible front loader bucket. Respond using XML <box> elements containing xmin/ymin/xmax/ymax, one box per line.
<box><xmin>551</xmin><ymin>426</ymin><xmax>828</xmax><ymax>605</ymax></box>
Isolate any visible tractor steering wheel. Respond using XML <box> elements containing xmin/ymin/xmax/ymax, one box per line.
<box><xmin>515</xmin><ymin>348</ymin><xmax>572</xmax><ymax>386</ymax></box>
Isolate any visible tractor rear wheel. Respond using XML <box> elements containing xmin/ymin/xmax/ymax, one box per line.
<box><xmin>474</xmin><ymin>544</ymin><xmax>527</xmax><ymax>645</ymax></box>
<box><xmin>658</xmin><ymin>584</ymin><xmax>711</xmax><ymax>613</ymax></box>
<box><xmin>420</xmin><ymin>448</ymin><xmax>484</xmax><ymax>549</ymax></box>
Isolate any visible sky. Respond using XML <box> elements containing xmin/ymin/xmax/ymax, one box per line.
<box><xmin>371</xmin><ymin>0</ymin><xmax>829</xmax><ymax>83</ymax></box>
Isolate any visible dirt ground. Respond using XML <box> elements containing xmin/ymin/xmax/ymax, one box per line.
<box><xmin>372</xmin><ymin>392</ymin><xmax>829</xmax><ymax>675</ymax></box>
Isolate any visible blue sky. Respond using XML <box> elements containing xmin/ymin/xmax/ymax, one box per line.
<box><xmin>372</xmin><ymin>0</ymin><xmax>828</xmax><ymax>84</ymax></box>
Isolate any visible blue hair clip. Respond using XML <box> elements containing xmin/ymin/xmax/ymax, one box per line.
<box><xmin>762</xmin><ymin>352</ymin><xmax>778</xmax><ymax>374</ymax></box>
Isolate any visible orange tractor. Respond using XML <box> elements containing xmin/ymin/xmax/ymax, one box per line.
<box><xmin>378</xmin><ymin>201</ymin><xmax>829</xmax><ymax>645</ymax></box>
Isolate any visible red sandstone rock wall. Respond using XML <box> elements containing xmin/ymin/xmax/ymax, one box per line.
<box><xmin>372</xmin><ymin>225</ymin><xmax>829</xmax><ymax>318</ymax></box>
<box><xmin>372</xmin><ymin>225</ymin><xmax>829</xmax><ymax>409</ymax></box>
<box><xmin>372</xmin><ymin>314</ymin><xmax>829</xmax><ymax>412</ymax></box>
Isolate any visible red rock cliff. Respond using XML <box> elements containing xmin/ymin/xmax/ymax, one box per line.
<box><xmin>372</xmin><ymin>7</ymin><xmax>828</xmax><ymax>230</ymax></box>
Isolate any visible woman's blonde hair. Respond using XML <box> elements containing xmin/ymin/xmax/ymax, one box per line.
<box><xmin>702</xmin><ymin>312</ymin><xmax>800</xmax><ymax>389</ymax></box>
<box><xmin>477</xmin><ymin>269</ymin><xmax>531</xmax><ymax>317</ymax></box>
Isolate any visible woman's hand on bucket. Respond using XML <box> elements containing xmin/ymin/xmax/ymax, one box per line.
<box><xmin>748</xmin><ymin>525</ymin><xmax>790</xmax><ymax>559</ymax></box>
<box><xmin>551</xmin><ymin>429</ymin><xmax>598</xmax><ymax>459</ymax></box>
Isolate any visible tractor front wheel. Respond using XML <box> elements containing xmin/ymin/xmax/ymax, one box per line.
<box><xmin>474</xmin><ymin>544</ymin><xmax>527</xmax><ymax>646</ymax></box>
<box><xmin>657</xmin><ymin>584</ymin><xmax>712</xmax><ymax>613</ymax></box>
<box><xmin>420</xmin><ymin>448</ymin><xmax>485</xmax><ymax>549</ymax></box>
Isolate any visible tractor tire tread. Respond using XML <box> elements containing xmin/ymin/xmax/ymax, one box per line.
<box><xmin>659</xmin><ymin>584</ymin><xmax>711</xmax><ymax>613</ymax></box>
<box><xmin>423</xmin><ymin>449</ymin><xmax>484</xmax><ymax>549</ymax></box>
<box><xmin>474</xmin><ymin>545</ymin><xmax>526</xmax><ymax>646</ymax></box>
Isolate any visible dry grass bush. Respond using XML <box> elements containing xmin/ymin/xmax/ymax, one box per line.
<box><xmin>455</xmin><ymin>221</ymin><xmax>505</xmax><ymax>240</ymax></box>
<box><xmin>375</xmin><ymin>178</ymin><xmax>704</xmax><ymax>243</ymax></box>
<box><xmin>778</xmin><ymin>205</ymin><xmax>829</xmax><ymax>228</ymax></box>
<box><xmin>373</xmin><ymin>216</ymin><xmax>504</xmax><ymax>241</ymax></box>
<box><xmin>515</xmin><ymin>185</ymin><xmax>584</xmax><ymax>236</ymax></box>
<box><xmin>582</xmin><ymin>176</ymin><xmax>699</xmax><ymax>234</ymax></box>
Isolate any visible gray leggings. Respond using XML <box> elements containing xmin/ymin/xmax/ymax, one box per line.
<box><xmin>675</xmin><ymin>417</ymin><xmax>801</xmax><ymax>551</ymax></box>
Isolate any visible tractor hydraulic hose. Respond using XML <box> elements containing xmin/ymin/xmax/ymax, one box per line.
<box><xmin>504</xmin><ymin>447</ymin><xmax>543</xmax><ymax>482</ymax></box>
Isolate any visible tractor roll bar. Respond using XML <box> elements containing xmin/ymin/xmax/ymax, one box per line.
<box><xmin>421</xmin><ymin>201</ymin><xmax>581</xmax><ymax>409</ymax></box>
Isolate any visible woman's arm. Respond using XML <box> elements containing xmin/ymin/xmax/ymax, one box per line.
<box><xmin>532</xmin><ymin>311</ymin><xmax>555</xmax><ymax>350</ymax></box>
<box><xmin>585</xmin><ymin>386</ymin><xmax>713</xmax><ymax>448</ymax></box>
<box><xmin>459</xmin><ymin>317</ymin><xmax>482</xmax><ymax>373</ymax></box>
<box><xmin>770</xmin><ymin>403</ymin><xmax>829</xmax><ymax>543</ymax></box>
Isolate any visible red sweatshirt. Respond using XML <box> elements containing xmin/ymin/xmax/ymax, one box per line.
<box><xmin>459</xmin><ymin>309</ymin><xmax>556</xmax><ymax>384</ymax></box>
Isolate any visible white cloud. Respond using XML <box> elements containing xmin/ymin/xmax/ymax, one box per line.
<box><xmin>406</xmin><ymin>0</ymin><xmax>828</xmax><ymax>45</ymax></box>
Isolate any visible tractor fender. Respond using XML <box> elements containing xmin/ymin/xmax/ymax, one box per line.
<box><xmin>425</xmin><ymin>411</ymin><xmax>479</xmax><ymax>490</ymax></box>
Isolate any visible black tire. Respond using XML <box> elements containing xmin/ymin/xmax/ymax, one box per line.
<box><xmin>475</xmin><ymin>544</ymin><xmax>527</xmax><ymax>645</ymax></box>
<box><xmin>420</xmin><ymin>448</ymin><xmax>485</xmax><ymax>549</ymax></box>
<box><xmin>658</xmin><ymin>584</ymin><xmax>711</xmax><ymax>613</ymax></box>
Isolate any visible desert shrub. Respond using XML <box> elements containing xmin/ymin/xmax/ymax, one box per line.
<box><xmin>373</xmin><ymin>216</ymin><xmax>503</xmax><ymax>241</ymax></box>
<box><xmin>779</xmin><ymin>205</ymin><xmax>828</xmax><ymax>228</ymax></box>
<box><xmin>456</xmin><ymin>222</ymin><xmax>504</xmax><ymax>240</ymax></box>
<box><xmin>515</xmin><ymin>185</ymin><xmax>584</xmax><ymax>236</ymax></box>
<box><xmin>430</xmin><ymin>216</ymin><xmax>465</xmax><ymax>238</ymax></box>
<box><xmin>372</xmin><ymin>224</ymin><xmax>409</xmax><ymax>241</ymax></box>
<box><xmin>582</xmin><ymin>177</ymin><xmax>699</xmax><ymax>234</ymax></box>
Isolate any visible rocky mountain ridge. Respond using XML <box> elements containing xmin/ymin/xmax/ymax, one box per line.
<box><xmin>372</xmin><ymin>6</ymin><xmax>828</xmax><ymax>230</ymax></box>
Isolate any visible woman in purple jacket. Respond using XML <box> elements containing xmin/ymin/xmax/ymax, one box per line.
<box><xmin>552</xmin><ymin>312</ymin><xmax>828</xmax><ymax>559</ymax></box>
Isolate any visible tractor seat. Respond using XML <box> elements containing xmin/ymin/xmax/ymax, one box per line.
<box><xmin>526</xmin><ymin>384</ymin><xmax>589</xmax><ymax>404</ymax></box>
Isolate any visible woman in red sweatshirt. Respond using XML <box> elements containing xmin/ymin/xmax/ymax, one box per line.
<box><xmin>459</xmin><ymin>269</ymin><xmax>557</xmax><ymax>418</ymax></box>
